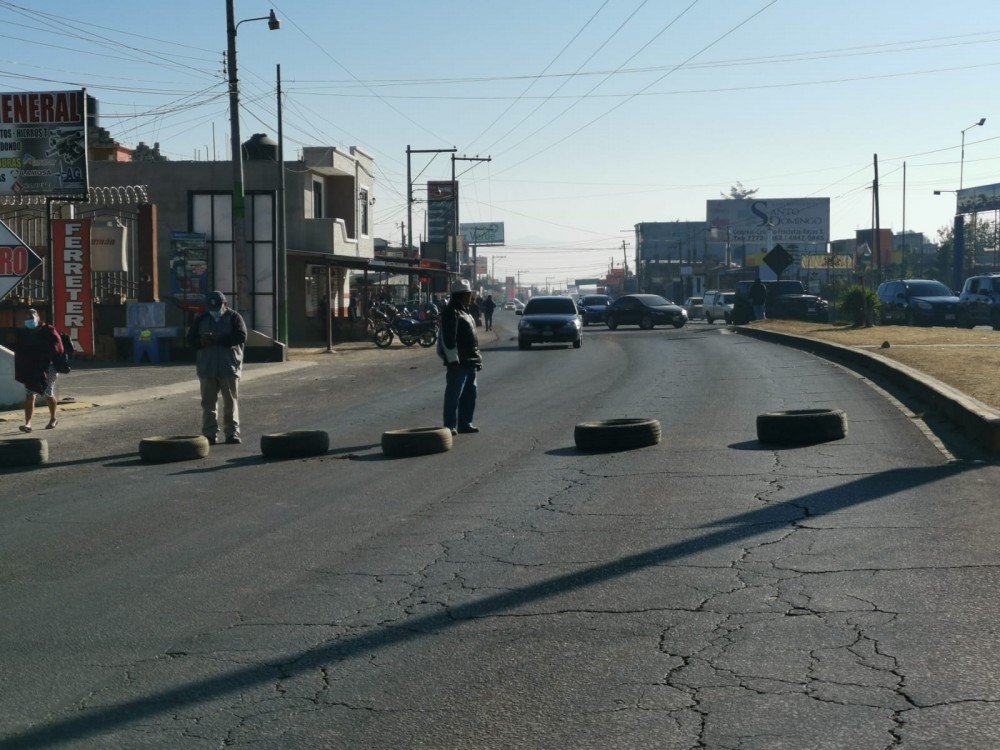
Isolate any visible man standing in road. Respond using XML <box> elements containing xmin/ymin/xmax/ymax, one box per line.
<box><xmin>439</xmin><ymin>279</ymin><xmax>483</xmax><ymax>435</ymax></box>
<box><xmin>482</xmin><ymin>294</ymin><xmax>496</xmax><ymax>331</ymax></box>
<box><xmin>750</xmin><ymin>278</ymin><xmax>768</xmax><ymax>321</ymax></box>
<box><xmin>186</xmin><ymin>291</ymin><xmax>247</xmax><ymax>445</ymax></box>
<box><xmin>13</xmin><ymin>308</ymin><xmax>63</xmax><ymax>432</ymax></box>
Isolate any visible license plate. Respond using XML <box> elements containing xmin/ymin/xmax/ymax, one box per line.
<box><xmin>542</xmin><ymin>330</ymin><xmax>553</xmax><ymax>337</ymax></box>
<box><xmin>945</xmin><ymin>314</ymin><xmax>955</xmax><ymax>320</ymax></box>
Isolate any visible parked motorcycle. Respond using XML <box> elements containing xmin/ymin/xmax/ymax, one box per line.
<box><xmin>373</xmin><ymin>311</ymin><xmax>438</xmax><ymax>348</ymax></box>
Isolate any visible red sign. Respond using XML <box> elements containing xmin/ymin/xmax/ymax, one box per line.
<box><xmin>52</xmin><ymin>219</ymin><xmax>93</xmax><ymax>355</ymax></box>
<box><xmin>0</xmin><ymin>219</ymin><xmax>42</xmax><ymax>301</ymax></box>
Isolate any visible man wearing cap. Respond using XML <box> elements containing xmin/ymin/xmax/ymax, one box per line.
<box><xmin>186</xmin><ymin>291</ymin><xmax>248</xmax><ymax>445</ymax></box>
<box><xmin>438</xmin><ymin>279</ymin><xmax>483</xmax><ymax>435</ymax></box>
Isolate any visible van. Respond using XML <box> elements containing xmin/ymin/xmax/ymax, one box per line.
<box><xmin>702</xmin><ymin>290</ymin><xmax>735</xmax><ymax>324</ymax></box>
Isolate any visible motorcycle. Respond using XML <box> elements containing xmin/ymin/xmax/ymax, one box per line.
<box><xmin>373</xmin><ymin>311</ymin><xmax>438</xmax><ymax>348</ymax></box>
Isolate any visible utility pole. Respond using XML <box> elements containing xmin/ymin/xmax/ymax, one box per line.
<box><xmin>451</xmin><ymin>154</ymin><xmax>492</xmax><ymax>281</ymax></box>
<box><xmin>873</xmin><ymin>153</ymin><xmax>881</xmax><ymax>283</ymax></box>
<box><xmin>622</xmin><ymin>240</ymin><xmax>630</xmax><ymax>280</ymax></box>
<box><xmin>405</xmin><ymin>145</ymin><xmax>457</xmax><ymax>256</ymax></box>
<box><xmin>490</xmin><ymin>255</ymin><xmax>506</xmax><ymax>285</ymax></box>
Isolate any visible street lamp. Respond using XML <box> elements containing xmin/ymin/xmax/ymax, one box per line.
<box><xmin>960</xmin><ymin>117</ymin><xmax>986</xmax><ymax>190</ymax></box>
<box><xmin>226</xmin><ymin>2</ymin><xmax>280</xmax><ymax>321</ymax></box>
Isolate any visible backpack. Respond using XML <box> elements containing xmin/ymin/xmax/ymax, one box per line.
<box><xmin>53</xmin><ymin>331</ymin><xmax>74</xmax><ymax>374</ymax></box>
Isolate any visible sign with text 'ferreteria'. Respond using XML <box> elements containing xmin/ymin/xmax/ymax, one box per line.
<box><xmin>0</xmin><ymin>90</ymin><xmax>89</xmax><ymax>197</ymax></box>
<box><xmin>52</xmin><ymin>219</ymin><xmax>94</xmax><ymax>355</ymax></box>
<box><xmin>0</xmin><ymin>219</ymin><xmax>42</xmax><ymax>302</ymax></box>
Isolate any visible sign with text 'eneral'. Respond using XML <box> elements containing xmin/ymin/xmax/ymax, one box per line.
<box><xmin>0</xmin><ymin>218</ymin><xmax>42</xmax><ymax>301</ymax></box>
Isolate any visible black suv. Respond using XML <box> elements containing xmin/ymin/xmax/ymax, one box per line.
<box><xmin>732</xmin><ymin>280</ymin><xmax>829</xmax><ymax>324</ymax></box>
<box><xmin>957</xmin><ymin>274</ymin><xmax>1000</xmax><ymax>329</ymax></box>
<box><xmin>875</xmin><ymin>279</ymin><xmax>959</xmax><ymax>327</ymax></box>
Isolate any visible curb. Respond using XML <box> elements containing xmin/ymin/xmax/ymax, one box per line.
<box><xmin>734</xmin><ymin>325</ymin><xmax>1000</xmax><ymax>454</ymax></box>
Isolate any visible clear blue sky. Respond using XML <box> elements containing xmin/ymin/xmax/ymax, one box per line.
<box><xmin>5</xmin><ymin>1</ymin><xmax>999</xmax><ymax>286</ymax></box>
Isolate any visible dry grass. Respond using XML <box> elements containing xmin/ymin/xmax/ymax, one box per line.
<box><xmin>746</xmin><ymin>319</ymin><xmax>1000</xmax><ymax>411</ymax></box>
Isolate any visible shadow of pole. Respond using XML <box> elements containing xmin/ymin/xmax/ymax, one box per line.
<box><xmin>0</xmin><ymin>463</ymin><xmax>973</xmax><ymax>748</ymax></box>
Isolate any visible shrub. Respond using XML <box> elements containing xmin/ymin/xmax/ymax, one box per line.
<box><xmin>837</xmin><ymin>285</ymin><xmax>880</xmax><ymax>326</ymax></box>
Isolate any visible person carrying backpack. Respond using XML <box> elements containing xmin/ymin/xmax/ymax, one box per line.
<box><xmin>13</xmin><ymin>308</ymin><xmax>64</xmax><ymax>432</ymax></box>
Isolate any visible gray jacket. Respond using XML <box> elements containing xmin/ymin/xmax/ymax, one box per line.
<box><xmin>186</xmin><ymin>309</ymin><xmax>247</xmax><ymax>379</ymax></box>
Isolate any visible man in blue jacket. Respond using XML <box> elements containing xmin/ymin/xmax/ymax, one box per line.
<box><xmin>438</xmin><ymin>279</ymin><xmax>483</xmax><ymax>435</ymax></box>
<box><xmin>186</xmin><ymin>291</ymin><xmax>247</xmax><ymax>444</ymax></box>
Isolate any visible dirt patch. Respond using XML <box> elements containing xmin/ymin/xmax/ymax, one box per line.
<box><xmin>744</xmin><ymin>320</ymin><xmax>1000</xmax><ymax>411</ymax></box>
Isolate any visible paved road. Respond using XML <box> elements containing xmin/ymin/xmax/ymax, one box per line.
<box><xmin>2</xmin><ymin>316</ymin><xmax>1000</xmax><ymax>749</ymax></box>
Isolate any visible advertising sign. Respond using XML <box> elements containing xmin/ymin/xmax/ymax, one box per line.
<box><xmin>958</xmin><ymin>183</ymin><xmax>1000</xmax><ymax>214</ymax></box>
<box><xmin>459</xmin><ymin>222</ymin><xmax>505</xmax><ymax>246</ymax></box>
<box><xmin>0</xmin><ymin>219</ymin><xmax>42</xmax><ymax>301</ymax></box>
<box><xmin>707</xmin><ymin>198</ymin><xmax>830</xmax><ymax>245</ymax></box>
<box><xmin>52</xmin><ymin>219</ymin><xmax>93</xmax><ymax>355</ymax></box>
<box><xmin>0</xmin><ymin>90</ymin><xmax>89</xmax><ymax>197</ymax></box>
<box><xmin>427</xmin><ymin>181</ymin><xmax>455</xmax><ymax>243</ymax></box>
<box><xmin>170</xmin><ymin>232</ymin><xmax>210</xmax><ymax>311</ymax></box>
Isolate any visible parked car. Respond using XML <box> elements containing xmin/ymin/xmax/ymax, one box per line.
<box><xmin>501</xmin><ymin>299</ymin><xmax>516</xmax><ymax>311</ymax></box>
<box><xmin>512</xmin><ymin>298</ymin><xmax>526</xmax><ymax>312</ymax></box>
<box><xmin>577</xmin><ymin>294</ymin><xmax>613</xmax><ymax>326</ymax></box>
<box><xmin>732</xmin><ymin>280</ymin><xmax>830</xmax><ymax>324</ymax></box>
<box><xmin>517</xmin><ymin>295</ymin><xmax>582</xmax><ymax>349</ymax></box>
<box><xmin>875</xmin><ymin>279</ymin><xmax>959</xmax><ymax>327</ymax></box>
<box><xmin>683</xmin><ymin>296</ymin><xmax>704</xmax><ymax>320</ymax></box>
<box><xmin>702</xmin><ymin>290</ymin><xmax>735</xmax><ymax>324</ymax></box>
<box><xmin>957</xmin><ymin>274</ymin><xmax>1000</xmax><ymax>329</ymax></box>
<box><xmin>605</xmin><ymin>294</ymin><xmax>687</xmax><ymax>330</ymax></box>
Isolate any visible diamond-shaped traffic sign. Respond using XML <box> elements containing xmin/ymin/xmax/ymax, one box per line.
<box><xmin>763</xmin><ymin>243</ymin><xmax>793</xmax><ymax>276</ymax></box>
<box><xmin>0</xmin><ymin>219</ymin><xmax>43</xmax><ymax>302</ymax></box>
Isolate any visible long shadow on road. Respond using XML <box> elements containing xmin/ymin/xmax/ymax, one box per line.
<box><xmin>0</xmin><ymin>462</ymin><xmax>975</xmax><ymax>748</ymax></box>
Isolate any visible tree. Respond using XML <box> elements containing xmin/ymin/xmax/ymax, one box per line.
<box><xmin>721</xmin><ymin>181</ymin><xmax>759</xmax><ymax>200</ymax></box>
<box><xmin>936</xmin><ymin>216</ymin><xmax>996</xmax><ymax>279</ymax></box>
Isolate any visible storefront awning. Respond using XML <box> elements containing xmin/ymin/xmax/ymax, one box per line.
<box><xmin>290</xmin><ymin>249</ymin><xmax>450</xmax><ymax>277</ymax></box>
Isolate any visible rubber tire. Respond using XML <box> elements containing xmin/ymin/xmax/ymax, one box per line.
<box><xmin>573</xmin><ymin>337</ymin><xmax>582</xmax><ymax>349</ymax></box>
<box><xmin>381</xmin><ymin>427</ymin><xmax>453</xmax><ymax>458</ymax></box>
<box><xmin>518</xmin><ymin>340</ymin><xmax>530</xmax><ymax>350</ymax></box>
<box><xmin>606</xmin><ymin>316</ymin><xmax>618</xmax><ymax>330</ymax></box>
<box><xmin>705</xmin><ymin>314</ymin><xmax>714</xmax><ymax>324</ymax></box>
<box><xmin>672</xmin><ymin>321</ymin><xmax>685</xmax><ymax>328</ymax></box>
<box><xmin>139</xmin><ymin>435</ymin><xmax>210</xmax><ymax>463</ymax></box>
<box><xmin>639</xmin><ymin>316</ymin><xmax>654</xmax><ymax>330</ymax></box>
<box><xmin>260</xmin><ymin>430</ymin><xmax>330</xmax><ymax>460</ymax></box>
<box><xmin>0</xmin><ymin>438</ymin><xmax>48</xmax><ymax>467</ymax></box>
<box><xmin>418</xmin><ymin>329</ymin><xmax>438</xmax><ymax>347</ymax></box>
<box><xmin>574</xmin><ymin>418</ymin><xmax>662</xmax><ymax>452</ymax></box>
<box><xmin>373</xmin><ymin>327</ymin><xmax>393</xmax><ymax>348</ymax></box>
<box><xmin>756</xmin><ymin>409</ymin><xmax>848</xmax><ymax>445</ymax></box>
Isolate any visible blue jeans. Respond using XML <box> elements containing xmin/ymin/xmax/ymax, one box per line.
<box><xmin>443</xmin><ymin>365</ymin><xmax>478</xmax><ymax>429</ymax></box>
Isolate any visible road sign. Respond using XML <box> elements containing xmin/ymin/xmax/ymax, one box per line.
<box><xmin>763</xmin><ymin>244</ymin><xmax>793</xmax><ymax>276</ymax></box>
<box><xmin>0</xmin><ymin>219</ymin><xmax>42</xmax><ymax>301</ymax></box>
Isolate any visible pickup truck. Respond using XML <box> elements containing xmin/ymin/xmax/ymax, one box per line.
<box><xmin>732</xmin><ymin>280</ymin><xmax>830</xmax><ymax>324</ymax></box>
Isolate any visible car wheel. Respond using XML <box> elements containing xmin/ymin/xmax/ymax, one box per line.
<box><xmin>991</xmin><ymin>311</ymin><xmax>1000</xmax><ymax>331</ymax></box>
<box><xmin>573</xmin><ymin>337</ymin><xmax>582</xmax><ymax>349</ymax></box>
<box><xmin>705</xmin><ymin>314</ymin><xmax>714</xmax><ymax>324</ymax></box>
<box><xmin>381</xmin><ymin>427</ymin><xmax>453</xmax><ymax>458</ymax></box>
<box><xmin>0</xmin><ymin>438</ymin><xmax>48</xmax><ymax>467</ymax></box>
<box><xmin>756</xmin><ymin>408</ymin><xmax>848</xmax><ymax>445</ymax></box>
<box><xmin>138</xmin><ymin>435</ymin><xmax>210</xmax><ymax>463</ymax></box>
<box><xmin>672</xmin><ymin>320</ymin><xmax>685</xmax><ymax>328</ymax></box>
<box><xmin>639</xmin><ymin>315</ymin><xmax>654</xmax><ymax>330</ymax></box>
<box><xmin>904</xmin><ymin>309</ymin><xmax>914</xmax><ymax>326</ymax></box>
<box><xmin>518</xmin><ymin>340</ymin><xmax>530</xmax><ymax>350</ymax></box>
<box><xmin>260</xmin><ymin>430</ymin><xmax>330</xmax><ymax>460</ymax></box>
<box><xmin>574</xmin><ymin>418</ymin><xmax>661</xmax><ymax>452</ymax></box>
<box><xmin>606</xmin><ymin>315</ymin><xmax>618</xmax><ymax>330</ymax></box>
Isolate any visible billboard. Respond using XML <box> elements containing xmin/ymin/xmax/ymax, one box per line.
<box><xmin>707</xmin><ymin>198</ymin><xmax>830</xmax><ymax>245</ymax></box>
<box><xmin>460</xmin><ymin>222</ymin><xmax>504</xmax><ymax>246</ymax></box>
<box><xmin>637</xmin><ymin>221</ymin><xmax>708</xmax><ymax>261</ymax></box>
<box><xmin>0</xmin><ymin>90</ymin><xmax>89</xmax><ymax>197</ymax></box>
<box><xmin>427</xmin><ymin>181</ymin><xmax>455</xmax><ymax>243</ymax></box>
<box><xmin>958</xmin><ymin>183</ymin><xmax>1000</xmax><ymax>214</ymax></box>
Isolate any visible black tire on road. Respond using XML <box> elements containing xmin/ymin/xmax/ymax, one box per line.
<box><xmin>606</xmin><ymin>315</ymin><xmax>618</xmax><ymax>330</ymax></box>
<box><xmin>260</xmin><ymin>430</ymin><xmax>330</xmax><ymax>460</ymax></box>
<box><xmin>0</xmin><ymin>438</ymin><xmax>48</xmax><ymax>467</ymax></box>
<box><xmin>373</xmin><ymin>327</ymin><xmax>393</xmax><ymax>348</ymax></box>
<box><xmin>139</xmin><ymin>435</ymin><xmax>210</xmax><ymax>463</ymax></box>
<box><xmin>672</xmin><ymin>320</ymin><xmax>686</xmax><ymax>328</ymax></box>
<box><xmin>519</xmin><ymin>340</ymin><xmax>530</xmax><ymax>350</ymax></box>
<box><xmin>573</xmin><ymin>337</ymin><xmax>582</xmax><ymax>349</ymax></box>
<box><xmin>418</xmin><ymin>329</ymin><xmax>438</xmax><ymax>347</ymax></box>
<box><xmin>381</xmin><ymin>427</ymin><xmax>453</xmax><ymax>458</ymax></box>
<box><xmin>756</xmin><ymin>408</ymin><xmax>848</xmax><ymax>445</ymax></box>
<box><xmin>574</xmin><ymin>418</ymin><xmax>662</xmax><ymax>452</ymax></box>
<box><xmin>639</xmin><ymin>315</ymin><xmax>654</xmax><ymax>329</ymax></box>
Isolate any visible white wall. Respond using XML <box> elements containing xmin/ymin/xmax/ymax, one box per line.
<box><xmin>0</xmin><ymin>345</ymin><xmax>21</xmax><ymax>408</ymax></box>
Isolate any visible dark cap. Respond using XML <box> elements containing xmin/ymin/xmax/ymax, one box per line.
<box><xmin>207</xmin><ymin>291</ymin><xmax>227</xmax><ymax>310</ymax></box>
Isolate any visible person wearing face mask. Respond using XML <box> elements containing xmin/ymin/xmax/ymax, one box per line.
<box><xmin>185</xmin><ymin>291</ymin><xmax>247</xmax><ymax>445</ymax></box>
<box><xmin>13</xmin><ymin>308</ymin><xmax>64</xmax><ymax>432</ymax></box>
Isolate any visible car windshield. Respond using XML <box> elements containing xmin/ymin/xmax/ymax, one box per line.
<box><xmin>635</xmin><ymin>294</ymin><xmax>672</xmax><ymax>306</ymax></box>
<box><xmin>908</xmin><ymin>281</ymin><xmax>952</xmax><ymax>297</ymax></box>
<box><xmin>581</xmin><ymin>296</ymin><xmax>610</xmax><ymax>306</ymax></box>
<box><xmin>524</xmin><ymin>298</ymin><xmax>577</xmax><ymax>315</ymax></box>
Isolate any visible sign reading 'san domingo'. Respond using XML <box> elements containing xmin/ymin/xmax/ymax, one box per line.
<box><xmin>0</xmin><ymin>90</ymin><xmax>89</xmax><ymax>197</ymax></box>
